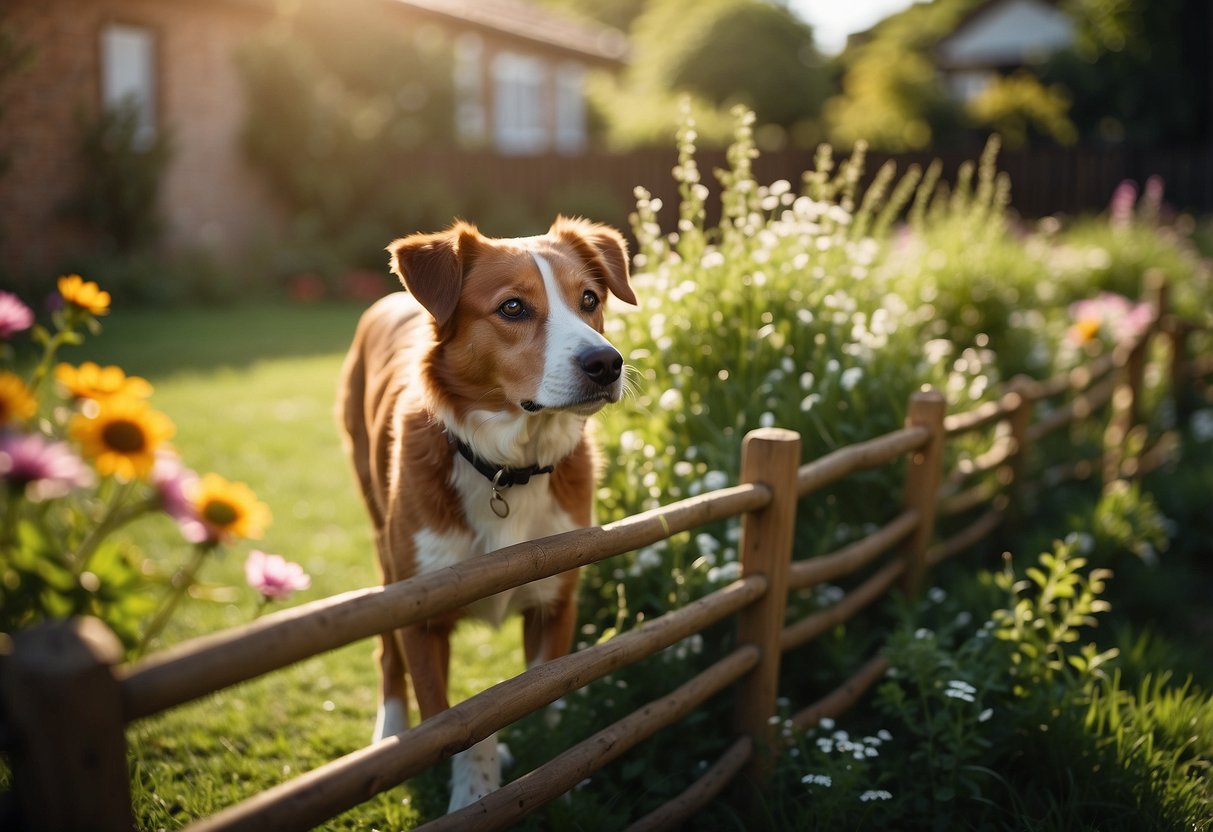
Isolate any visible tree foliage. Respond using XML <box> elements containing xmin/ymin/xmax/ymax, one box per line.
<box><xmin>236</xmin><ymin>3</ymin><xmax>455</xmax><ymax>235</ymax></box>
<box><xmin>824</xmin><ymin>0</ymin><xmax>976</xmax><ymax>151</ymax></box>
<box><xmin>591</xmin><ymin>0</ymin><xmax>828</xmax><ymax>149</ymax></box>
<box><xmin>1044</xmin><ymin>0</ymin><xmax>1212</xmax><ymax>145</ymax></box>
<box><xmin>825</xmin><ymin>0</ymin><xmax>1212</xmax><ymax>151</ymax></box>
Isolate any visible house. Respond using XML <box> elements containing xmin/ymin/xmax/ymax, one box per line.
<box><xmin>933</xmin><ymin>0</ymin><xmax>1075</xmax><ymax>102</ymax></box>
<box><xmin>0</xmin><ymin>0</ymin><xmax>628</xmax><ymax>280</ymax></box>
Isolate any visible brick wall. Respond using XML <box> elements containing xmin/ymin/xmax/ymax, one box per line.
<box><xmin>0</xmin><ymin>0</ymin><xmax>281</xmax><ymax>286</ymax></box>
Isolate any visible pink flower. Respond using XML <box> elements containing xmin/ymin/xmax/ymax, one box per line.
<box><xmin>152</xmin><ymin>452</ymin><xmax>208</xmax><ymax>543</ymax></box>
<box><xmin>1068</xmin><ymin>292</ymin><xmax>1153</xmax><ymax>345</ymax></box>
<box><xmin>0</xmin><ymin>292</ymin><xmax>34</xmax><ymax>339</ymax></box>
<box><xmin>1108</xmin><ymin>180</ymin><xmax>1137</xmax><ymax>228</ymax></box>
<box><xmin>0</xmin><ymin>430</ymin><xmax>94</xmax><ymax>501</ymax></box>
<box><xmin>244</xmin><ymin>549</ymin><xmax>311</xmax><ymax>601</ymax></box>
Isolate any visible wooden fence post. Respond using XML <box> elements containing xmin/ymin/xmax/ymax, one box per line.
<box><xmin>731</xmin><ymin>427</ymin><xmax>801</xmax><ymax>800</ymax></box>
<box><xmin>1168</xmin><ymin>317</ymin><xmax>1190</xmax><ymax>421</ymax></box>
<box><xmin>1004</xmin><ymin>376</ymin><xmax>1037</xmax><ymax>525</ymax></box>
<box><xmin>900</xmin><ymin>388</ymin><xmax>947</xmax><ymax>596</ymax></box>
<box><xmin>0</xmin><ymin>617</ymin><xmax>132</xmax><ymax>831</ymax></box>
<box><xmin>1103</xmin><ymin>275</ymin><xmax>1161</xmax><ymax>488</ymax></box>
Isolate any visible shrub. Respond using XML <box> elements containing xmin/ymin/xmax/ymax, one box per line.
<box><xmin>62</xmin><ymin>100</ymin><xmax>173</xmax><ymax>255</ymax></box>
<box><xmin>773</xmin><ymin>541</ymin><xmax>1212</xmax><ymax>830</ymax></box>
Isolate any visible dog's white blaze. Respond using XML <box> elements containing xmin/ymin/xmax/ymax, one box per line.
<box><xmin>448</xmin><ymin>732</ymin><xmax>500</xmax><ymax>812</ymax></box>
<box><xmin>372</xmin><ymin>697</ymin><xmax>407</xmax><ymax>743</ymax></box>
<box><xmin>531</xmin><ymin>252</ymin><xmax>614</xmax><ymax>408</ymax></box>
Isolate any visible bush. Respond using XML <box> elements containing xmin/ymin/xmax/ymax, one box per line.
<box><xmin>62</xmin><ymin>100</ymin><xmax>173</xmax><ymax>254</ymax></box>
<box><xmin>506</xmin><ymin>106</ymin><xmax>1213</xmax><ymax>828</ymax></box>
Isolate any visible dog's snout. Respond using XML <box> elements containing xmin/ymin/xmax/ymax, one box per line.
<box><xmin>578</xmin><ymin>346</ymin><xmax>623</xmax><ymax>386</ymax></box>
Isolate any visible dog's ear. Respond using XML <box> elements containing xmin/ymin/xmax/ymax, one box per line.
<box><xmin>551</xmin><ymin>216</ymin><xmax>636</xmax><ymax>306</ymax></box>
<box><xmin>387</xmin><ymin>222</ymin><xmax>482</xmax><ymax>327</ymax></box>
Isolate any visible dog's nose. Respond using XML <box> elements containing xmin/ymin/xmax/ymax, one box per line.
<box><xmin>578</xmin><ymin>346</ymin><xmax>623</xmax><ymax>386</ymax></box>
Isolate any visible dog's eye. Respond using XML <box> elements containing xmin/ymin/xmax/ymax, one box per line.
<box><xmin>499</xmin><ymin>299</ymin><xmax>525</xmax><ymax>319</ymax></box>
<box><xmin>580</xmin><ymin>291</ymin><xmax>600</xmax><ymax>313</ymax></box>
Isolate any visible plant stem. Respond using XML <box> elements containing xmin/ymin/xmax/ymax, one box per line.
<box><xmin>135</xmin><ymin>542</ymin><xmax>215</xmax><ymax>657</ymax></box>
<box><xmin>27</xmin><ymin>325</ymin><xmax>76</xmax><ymax>397</ymax></box>
<box><xmin>70</xmin><ymin>484</ymin><xmax>151</xmax><ymax>575</ymax></box>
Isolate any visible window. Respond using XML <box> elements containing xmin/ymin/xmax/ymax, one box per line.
<box><xmin>492</xmin><ymin>52</ymin><xmax>548</xmax><ymax>155</ymax></box>
<box><xmin>553</xmin><ymin>62</ymin><xmax>586</xmax><ymax>155</ymax></box>
<box><xmin>100</xmin><ymin>23</ymin><xmax>157</xmax><ymax>148</ymax></box>
<box><xmin>454</xmin><ymin>33</ymin><xmax>487</xmax><ymax>148</ymax></box>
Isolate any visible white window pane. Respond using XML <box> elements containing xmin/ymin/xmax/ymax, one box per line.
<box><xmin>554</xmin><ymin>63</ymin><xmax>586</xmax><ymax>155</ymax></box>
<box><xmin>101</xmin><ymin>23</ymin><xmax>156</xmax><ymax>146</ymax></box>
<box><xmin>492</xmin><ymin>52</ymin><xmax>547</xmax><ymax>155</ymax></box>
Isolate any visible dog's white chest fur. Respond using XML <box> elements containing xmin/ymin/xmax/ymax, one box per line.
<box><xmin>413</xmin><ymin>456</ymin><xmax>577</xmax><ymax>627</ymax></box>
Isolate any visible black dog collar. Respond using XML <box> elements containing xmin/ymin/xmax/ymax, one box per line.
<box><xmin>452</xmin><ymin>437</ymin><xmax>555</xmax><ymax>486</ymax></box>
<box><xmin>451</xmin><ymin>436</ymin><xmax>555</xmax><ymax>518</ymax></box>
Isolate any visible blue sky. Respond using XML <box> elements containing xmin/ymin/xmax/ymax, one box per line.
<box><xmin>790</xmin><ymin>0</ymin><xmax>917</xmax><ymax>54</ymax></box>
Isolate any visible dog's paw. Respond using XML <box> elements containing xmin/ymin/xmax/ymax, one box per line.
<box><xmin>448</xmin><ymin>734</ymin><xmax>500</xmax><ymax>812</ymax></box>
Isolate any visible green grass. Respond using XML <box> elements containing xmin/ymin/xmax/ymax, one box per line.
<box><xmin>78</xmin><ymin>302</ymin><xmax>526</xmax><ymax>830</ymax></box>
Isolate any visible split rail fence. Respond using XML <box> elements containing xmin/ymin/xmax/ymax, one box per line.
<box><xmin>2</xmin><ymin>274</ymin><xmax>1208</xmax><ymax>831</ymax></box>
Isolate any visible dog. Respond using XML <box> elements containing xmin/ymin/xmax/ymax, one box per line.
<box><xmin>337</xmin><ymin>216</ymin><xmax>635</xmax><ymax>812</ymax></box>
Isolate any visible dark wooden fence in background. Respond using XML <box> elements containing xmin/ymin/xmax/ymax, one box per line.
<box><xmin>403</xmin><ymin>144</ymin><xmax>1213</xmax><ymax>235</ymax></box>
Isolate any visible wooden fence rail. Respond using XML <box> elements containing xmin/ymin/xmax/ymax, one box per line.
<box><xmin>2</xmin><ymin>277</ymin><xmax>1207</xmax><ymax>831</ymax></box>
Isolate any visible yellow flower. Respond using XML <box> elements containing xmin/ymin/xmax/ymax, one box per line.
<box><xmin>0</xmin><ymin>371</ymin><xmax>37</xmax><ymax>425</ymax></box>
<box><xmin>58</xmin><ymin>274</ymin><xmax>111</xmax><ymax>317</ymax></box>
<box><xmin>55</xmin><ymin>362</ymin><xmax>153</xmax><ymax>402</ymax></box>
<box><xmin>70</xmin><ymin>396</ymin><xmax>175</xmax><ymax>480</ymax></box>
<box><xmin>190</xmin><ymin>473</ymin><xmax>271</xmax><ymax>541</ymax></box>
<box><xmin>1070</xmin><ymin>317</ymin><xmax>1101</xmax><ymax>345</ymax></box>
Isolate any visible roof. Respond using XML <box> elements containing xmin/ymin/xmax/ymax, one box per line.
<box><xmin>393</xmin><ymin>0</ymin><xmax>629</xmax><ymax>64</ymax></box>
<box><xmin>934</xmin><ymin>0</ymin><xmax>1073</xmax><ymax>70</ymax></box>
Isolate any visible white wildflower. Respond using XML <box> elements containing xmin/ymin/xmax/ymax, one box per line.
<box><xmin>860</xmin><ymin>790</ymin><xmax>892</xmax><ymax>802</ymax></box>
<box><xmin>840</xmin><ymin>366</ymin><xmax>863</xmax><ymax>391</ymax></box>
<box><xmin>658</xmin><ymin>388</ymin><xmax>683</xmax><ymax>410</ymax></box>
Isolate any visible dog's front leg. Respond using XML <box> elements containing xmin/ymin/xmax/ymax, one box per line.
<box><xmin>400</xmin><ymin>622</ymin><xmax>451</xmax><ymax>718</ymax></box>
<box><xmin>400</xmin><ymin>622</ymin><xmax>499</xmax><ymax>812</ymax></box>
<box><xmin>372</xmin><ymin>630</ymin><xmax>411</xmax><ymax>742</ymax></box>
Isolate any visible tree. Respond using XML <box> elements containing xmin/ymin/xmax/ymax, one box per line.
<box><xmin>1043</xmin><ymin>0</ymin><xmax>1212</xmax><ymax>145</ymax></box>
<box><xmin>824</xmin><ymin>0</ymin><xmax>976</xmax><ymax>151</ymax></box>
<box><xmin>236</xmin><ymin>2</ymin><xmax>455</xmax><ymax>235</ymax></box>
<box><xmin>593</xmin><ymin>0</ymin><xmax>828</xmax><ymax>149</ymax></box>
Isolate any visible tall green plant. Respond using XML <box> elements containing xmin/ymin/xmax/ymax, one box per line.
<box><xmin>65</xmin><ymin>100</ymin><xmax>173</xmax><ymax>254</ymax></box>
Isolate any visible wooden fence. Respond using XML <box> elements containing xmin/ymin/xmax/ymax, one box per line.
<box><xmin>1</xmin><ymin>274</ymin><xmax>1206</xmax><ymax>831</ymax></box>
<box><xmin>390</xmin><ymin>144</ymin><xmax>1213</xmax><ymax>240</ymax></box>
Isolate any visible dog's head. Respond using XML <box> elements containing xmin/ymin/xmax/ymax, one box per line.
<box><xmin>388</xmin><ymin>216</ymin><xmax>636</xmax><ymax>416</ymax></box>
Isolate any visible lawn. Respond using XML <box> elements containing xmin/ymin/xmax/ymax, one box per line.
<box><xmin>78</xmin><ymin>300</ymin><xmax>524</xmax><ymax>829</ymax></box>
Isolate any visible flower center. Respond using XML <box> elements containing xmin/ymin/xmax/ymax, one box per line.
<box><xmin>102</xmin><ymin>419</ymin><xmax>146</xmax><ymax>454</ymax></box>
<box><xmin>202</xmin><ymin>499</ymin><xmax>239</xmax><ymax>528</ymax></box>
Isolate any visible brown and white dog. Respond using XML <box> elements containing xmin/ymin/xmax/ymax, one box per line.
<box><xmin>337</xmin><ymin>216</ymin><xmax>635</xmax><ymax>811</ymax></box>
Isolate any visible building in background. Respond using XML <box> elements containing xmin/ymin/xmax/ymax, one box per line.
<box><xmin>933</xmin><ymin>0</ymin><xmax>1075</xmax><ymax>103</ymax></box>
<box><xmin>0</xmin><ymin>0</ymin><xmax>627</xmax><ymax>278</ymax></box>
